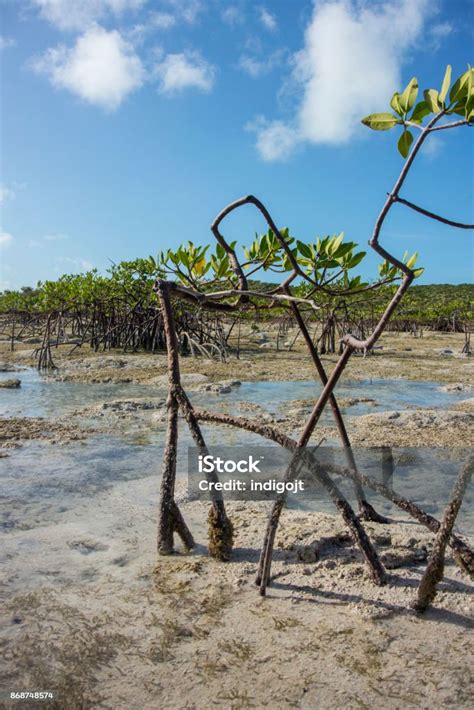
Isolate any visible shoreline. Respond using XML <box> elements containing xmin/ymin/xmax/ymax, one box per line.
<box><xmin>1</xmin><ymin>331</ymin><xmax>473</xmax><ymax>386</ymax></box>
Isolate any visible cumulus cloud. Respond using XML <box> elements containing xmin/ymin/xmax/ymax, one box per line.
<box><xmin>0</xmin><ymin>185</ymin><xmax>16</xmax><ymax>204</ymax></box>
<box><xmin>248</xmin><ymin>118</ymin><xmax>299</xmax><ymax>161</ymax></box>
<box><xmin>0</xmin><ymin>231</ymin><xmax>14</xmax><ymax>247</ymax></box>
<box><xmin>154</xmin><ymin>51</ymin><xmax>216</xmax><ymax>94</ymax></box>
<box><xmin>259</xmin><ymin>7</ymin><xmax>277</xmax><ymax>31</ymax></box>
<box><xmin>252</xmin><ymin>0</ymin><xmax>432</xmax><ymax>161</ymax></box>
<box><xmin>32</xmin><ymin>26</ymin><xmax>145</xmax><ymax>111</ymax></box>
<box><xmin>33</xmin><ymin>0</ymin><xmax>146</xmax><ymax>32</ymax></box>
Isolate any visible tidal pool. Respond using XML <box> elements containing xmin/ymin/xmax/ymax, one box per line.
<box><xmin>1</xmin><ymin>371</ymin><xmax>472</xmax><ymax>536</ymax></box>
<box><xmin>0</xmin><ymin>368</ymin><xmax>468</xmax><ymax>419</ymax></box>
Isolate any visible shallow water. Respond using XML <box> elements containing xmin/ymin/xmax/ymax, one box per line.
<box><xmin>0</xmin><ymin>368</ymin><xmax>154</xmax><ymax>418</ymax></box>
<box><xmin>1</xmin><ymin>371</ymin><xmax>472</xmax><ymax>535</ymax></box>
<box><xmin>201</xmin><ymin>377</ymin><xmax>468</xmax><ymax>418</ymax></box>
<box><xmin>2</xmin><ymin>437</ymin><xmax>472</xmax><ymax>534</ymax></box>
<box><xmin>0</xmin><ymin>368</ymin><xmax>467</xmax><ymax>419</ymax></box>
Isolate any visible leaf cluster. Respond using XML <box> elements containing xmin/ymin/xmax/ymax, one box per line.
<box><xmin>362</xmin><ymin>65</ymin><xmax>474</xmax><ymax>157</ymax></box>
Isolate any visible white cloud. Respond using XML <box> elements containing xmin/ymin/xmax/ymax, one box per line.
<box><xmin>127</xmin><ymin>11</ymin><xmax>178</xmax><ymax>43</ymax></box>
<box><xmin>0</xmin><ymin>185</ymin><xmax>16</xmax><ymax>204</ymax></box>
<box><xmin>154</xmin><ymin>51</ymin><xmax>216</xmax><ymax>94</ymax></box>
<box><xmin>0</xmin><ymin>36</ymin><xmax>16</xmax><ymax>50</ymax></box>
<box><xmin>32</xmin><ymin>26</ymin><xmax>145</xmax><ymax>111</ymax></box>
<box><xmin>429</xmin><ymin>21</ymin><xmax>453</xmax><ymax>49</ymax></box>
<box><xmin>247</xmin><ymin>117</ymin><xmax>299</xmax><ymax>161</ymax></box>
<box><xmin>0</xmin><ymin>231</ymin><xmax>14</xmax><ymax>247</ymax></box>
<box><xmin>259</xmin><ymin>7</ymin><xmax>277</xmax><ymax>32</ymax></box>
<box><xmin>222</xmin><ymin>6</ymin><xmax>243</xmax><ymax>26</ymax></box>
<box><xmin>33</xmin><ymin>0</ymin><xmax>146</xmax><ymax>32</ymax></box>
<box><xmin>163</xmin><ymin>0</ymin><xmax>203</xmax><ymax>25</ymax></box>
<box><xmin>238</xmin><ymin>50</ymin><xmax>285</xmax><ymax>79</ymax></box>
<box><xmin>239</xmin><ymin>56</ymin><xmax>266</xmax><ymax>78</ymax></box>
<box><xmin>121</xmin><ymin>0</ymin><xmax>204</xmax><ymax>41</ymax></box>
<box><xmin>252</xmin><ymin>0</ymin><xmax>431</xmax><ymax>161</ymax></box>
<box><xmin>149</xmin><ymin>11</ymin><xmax>177</xmax><ymax>29</ymax></box>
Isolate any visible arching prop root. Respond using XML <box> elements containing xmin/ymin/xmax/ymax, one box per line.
<box><xmin>192</xmin><ymin>408</ymin><xmax>386</xmax><ymax>590</ymax></box>
<box><xmin>413</xmin><ymin>456</ymin><xmax>474</xmax><ymax>612</ymax></box>
<box><xmin>207</xmin><ymin>506</ymin><xmax>234</xmax><ymax>562</ymax></box>
<box><xmin>288</xmin><ymin>294</ymin><xmax>388</xmax><ymax>524</ymax></box>
<box><xmin>194</xmin><ymin>408</ymin><xmax>474</xmax><ymax>582</ymax></box>
<box><xmin>175</xmin><ymin>384</ymin><xmax>234</xmax><ymax>560</ymax></box>
<box><xmin>156</xmin><ymin>279</ymin><xmax>233</xmax><ymax>559</ymax></box>
<box><xmin>250</xmin><ymin>343</ymin><xmax>386</xmax><ymax>594</ymax></box>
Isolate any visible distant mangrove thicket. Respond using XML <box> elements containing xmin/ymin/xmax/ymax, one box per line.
<box><xmin>0</xmin><ymin>255</ymin><xmax>472</xmax><ymax>366</ymax></box>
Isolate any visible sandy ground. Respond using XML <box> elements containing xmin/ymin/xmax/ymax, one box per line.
<box><xmin>1</xmin><ymin>330</ymin><xmax>473</xmax><ymax>385</ymax></box>
<box><xmin>1</xmin><ymin>332</ymin><xmax>473</xmax><ymax>708</ymax></box>
<box><xmin>1</xmin><ymin>484</ymin><xmax>473</xmax><ymax>710</ymax></box>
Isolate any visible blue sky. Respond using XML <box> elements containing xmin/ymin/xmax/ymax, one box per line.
<box><xmin>0</xmin><ymin>0</ymin><xmax>473</xmax><ymax>290</ymax></box>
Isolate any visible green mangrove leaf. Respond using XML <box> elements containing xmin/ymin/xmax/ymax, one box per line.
<box><xmin>449</xmin><ymin>66</ymin><xmax>472</xmax><ymax>103</ymax></box>
<box><xmin>466</xmin><ymin>94</ymin><xmax>474</xmax><ymax>122</ymax></box>
<box><xmin>333</xmin><ymin>242</ymin><xmax>354</xmax><ymax>260</ymax></box>
<box><xmin>399</xmin><ymin>77</ymin><xmax>418</xmax><ymax>113</ymax></box>
<box><xmin>410</xmin><ymin>100</ymin><xmax>431</xmax><ymax>123</ymax></box>
<box><xmin>297</xmin><ymin>240</ymin><xmax>312</xmax><ymax>259</ymax></box>
<box><xmin>346</xmin><ymin>251</ymin><xmax>366</xmax><ymax>269</ymax></box>
<box><xmin>361</xmin><ymin>113</ymin><xmax>400</xmax><ymax>130</ymax></box>
<box><xmin>439</xmin><ymin>64</ymin><xmax>452</xmax><ymax>103</ymax></box>
<box><xmin>282</xmin><ymin>253</ymin><xmax>293</xmax><ymax>271</ymax></box>
<box><xmin>318</xmin><ymin>258</ymin><xmax>339</xmax><ymax>269</ymax></box>
<box><xmin>390</xmin><ymin>92</ymin><xmax>403</xmax><ymax>115</ymax></box>
<box><xmin>406</xmin><ymin>252</ymin><xmax>418</xmax><ymax>270</ymax></box>
<box><xmin>193</xmin><ymin>256</ymin><xmax>207</xmax><ymax>276</ymax></box>
<box><xmin>451</xmin><ymin>97</ymin><xmax>467</xmax><ymax>116</ymax></box>
<box><xmin>424</xmin><ymin>89</ymin><xmax>441</xmax><ymax>113</ymax></box>
<box><xmin>328</xmin><ymin>233</ymin><xmax>344</xmax><ymax>255</ymax></box>
<box><xmin>398</xmin><ymin>129</ymin><xmax>413</xmax><ymax>158</ymax></box>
